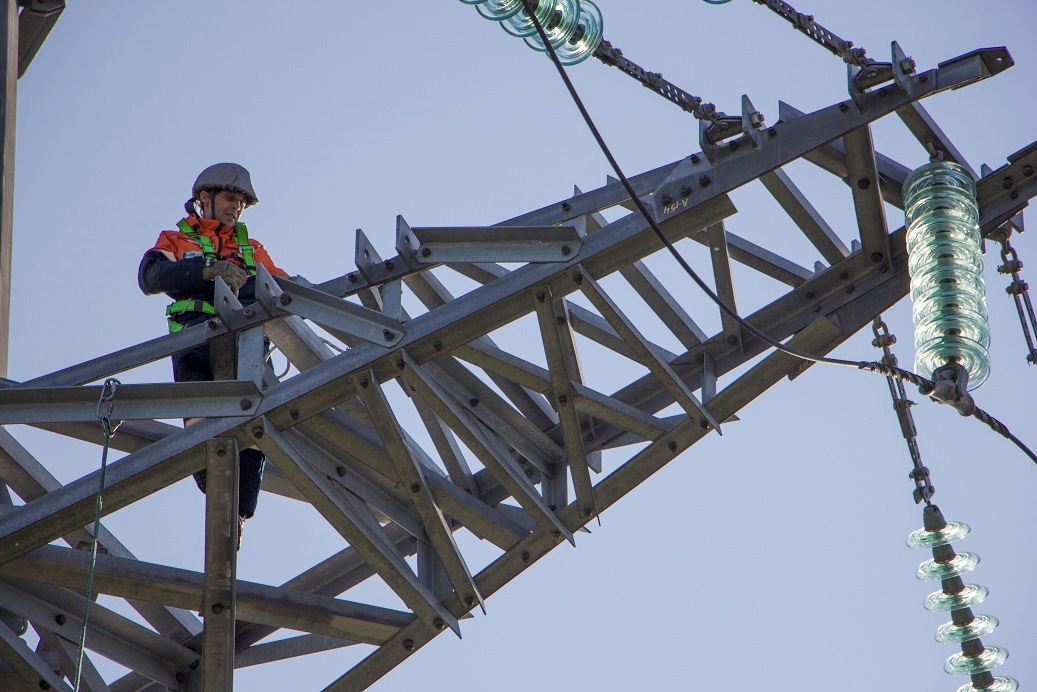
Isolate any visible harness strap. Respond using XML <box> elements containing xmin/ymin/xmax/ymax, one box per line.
<box><xmin>165</xmin><ymin>299</ymin><xmax>216</xmax><ymax>333</ymax></box>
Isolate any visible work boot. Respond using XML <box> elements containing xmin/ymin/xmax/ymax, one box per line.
<box><xmin>237</xmin><ymin>514</ymin><xmax>246</xmax><ymax>551</ymax></box>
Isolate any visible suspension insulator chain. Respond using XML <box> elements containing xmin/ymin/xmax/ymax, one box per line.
<box><xmin>872</xmin><ymin>318</ymin><xmax>935</xmax><ymax>504</ymax></box>
<box><xmin>750</xmin><ymin>0</ymin><xmax>872</xmax><ymax>67</ymax></box>
<box><xmin>593</xmin><ymin>41</ymin><xmax>723</xmax><ymax>124</ymax></box>
<box><xmin>995</xmin><ymin>235</ymin><xmax>1037</xmax><ymax>366</ymax></box>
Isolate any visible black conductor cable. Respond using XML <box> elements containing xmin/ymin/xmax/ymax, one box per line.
<box><xmin>520</xmin><ymin>2</ymin><xmax>1037</xmax><ymax>466</ymax></box>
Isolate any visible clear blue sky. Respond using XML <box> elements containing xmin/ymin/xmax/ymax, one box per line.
<box><xmin>7</xmin><ymin>1</ymin><xmax>1036</xmax><ymax>690</ymax></box>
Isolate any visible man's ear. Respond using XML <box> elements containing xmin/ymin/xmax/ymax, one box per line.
<box><xmin>197</xmin><ymin>190</ymin><xmax>211</xmax><ymax>216</ymax></box>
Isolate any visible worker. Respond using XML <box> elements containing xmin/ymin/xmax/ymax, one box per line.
<box><xmin>138</xmin><ymin>163</ymin><xmax>289</xmax><ymax>548</ymax></box>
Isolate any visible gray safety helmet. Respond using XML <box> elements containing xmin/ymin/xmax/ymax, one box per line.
<box><xmin>192</xmin><ymin>163</ymin><xmax>259</xmax><ymax>207</ymax></box>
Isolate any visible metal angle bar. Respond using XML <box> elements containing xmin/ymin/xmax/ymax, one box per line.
<box><xmin>573</xmin><ymin>268</ymin><xmax>722</xmax><ymax>433</ymax></box>
<box><xmin>202</xmin><ymin>438</ymin><xmax>238</xmax><ymax>692</ymax></box>
<box><xmin>234</xmin><ymin>635</ymin><xmax>356</xmax><ymax>669</ymax></box>
<box><xmin>452</xmin><ymin>341</ymin><xmax>669</xmax><ymax>441</ymax></box>
<box><xmin>895</xmin><ymin>101</ymin><xmax>976</xmax><ymax>177</ymax></box>
<box><xmin>0</xmin><ymin>580</ymin><xmax>189</xmax><ymax>688</ymax></box>
<box><xmin>0</xmin><ymin>618</ymin><xmax>71</xmax><ymax>692</ymax></box>
<box><xmin>324</xmin><ymin>317</ymin><xmax>849</xmax><ymax>691</ymax></box>
<box><xmin>275</xmin><ymin>277</ymin><xmax>405</xmax><ymax>347</ymax></box>
<box><xmin>777</xmin><ymin>101</ymin><xmax>911</xmax><ymax>209</ymax></box>
<box><xmin>16</xmin><ymin>0</ymin><xmax>63</xmax><ymax>79</ymax></box>
<box><xmin>0</xmin><ymin>544</ymin><xmax>412</xmax><ymax>646</ymax></box>
<box><xmin>532</xmin><ymin>287</ymin><xmax>598</xmax><ymax>521</ymax></box>
<box><xmin>16</xmin><ymin>323</ymin><xmax>224</xmax><ymax>389</ymax></box>
<box><xmin>411</xmin><ymin>395</ymin><xmax>477</xmax><ymax>494</ymax></box>
<box><xmin>0</xmin><ymin>381</ymin><xmax>262</xmax><ymax>424</ymax></box>
<box><xmin>687</xmin><ymin>227</ymin><xmax>814</xmax><ymax>287</ymax></box>
<box><xmin>352</xmin><ymin>370</ymin><xmax>485</xmax><ymax>613</ymax></box>
<box><xmin>298</xmin><ymin>412</ymin><xmax>397</xmax><ymax>486</ymax></box>
<box><xmin>399</xmin><ymin>224</ymin><xmax>582</xmax><ymax>264</ymax></box>
<box><xmin>759</xmin><ymin>168</ymin><xmax>850</xmax><ymax>264</ymax></box>
<box><xmin>423</xmin><ymin>472</ymin><xmax>530</xmax><ymax>551</ymax></box>
<box><xmin>567</xmin><ymin>301</ymin><xmax>637</xmax><ymax>361</ymax></box>
<box><xmin>38</xmin><ymin>631</ymin><xmax>109</xmax><ymax>692</ymax></box>
<box><xmin>403</xmin><ymin>268</ymin><xmax>557</xmax><ymax>430</ymax></box>
<box><xmin>576</xmin><ymin>189</ymin><xmax>709</xmax><ymax>348</ymax></box>
<box><xmin>0</xmin><ymin>414</ymin><xmax>249</xmax><ymax>567</ymax></box>
<box><xmin>428</xmin><ymin>357</ymin><xmax>563</xmax><ymax>474</ymax></box>
<box><xmin>0</xmin><ymin>426</ymin><xmax>202</xmax><ymax>641</ymax></box>
<box><xmin>704</xmin><ymin>221</ymin><xmax>743</xmax><ymax>352</ymax></box>
<box><xmin>279</xmin><ymin>426</ymin><xmax>425</xmax><ymax>540</ymax></box>
<box><xmin>250</xmin><ymin>419</ymin><xmax>460</xmax><ymax>636</ymax></box>
<box><xmin>843</xmin><ymin>125</ymin><xmax>893</xmax><ymax>268</ymax></box>
<box><xmin>394</xmin><ymin>351</ymin><xmax>573</xmax><ymax>545</ymax></box>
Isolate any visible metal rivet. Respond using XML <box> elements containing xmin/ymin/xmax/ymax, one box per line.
<box><xmin>856</xmin><ymin>178</ymin><xmax>871</xmax><ymax>190</ymax></box>
<box><xmin>383</xmin><ymin>329</ymin><xmax>394</xmax><ymax>342</ymax></box>
<box><xmin>561</xmin><ymin>201</ymin><xmax>571</xmax><ymax>212</ymax></box>
<box><xmin>1022</xmin><ymin>165</ymin><xmax>1033</xmax><ymax>177</ymax></box>
<box><xmin>290</xmin><ymin>409</ymin><xmax>300</xmax><ymax>420</ymax></box>
<box><xmin>660</xmin><ymin>194</ymin><xmax>673</xmax><ymax>205</ymax></box>
<box><xmin>839</xmin><ymin>103</ymin><xmax>849</xmax><ymax>112</ymax></box>
<box><xmin>279</xmin><ymin>294</ymin><xmax>292</xmax><ymax>306</ymax></box>
<box><xmin>839</xmin><ymin>272</ymin><xmax>849</xmax><ymax>280</ymax></box>
<box><xmin>240</xmin><ymin>399</ymin><xmax>253</xmax><ymax>411</ymax></box>
<box><xmin>919</xmin><ymin>74</ymin><xmax>929</xmax><ymax>83</ymax></box>
<box><xmin>251</xmin><ymin>426</ymin><xmax>264</xmax><ymax>439</ymax></box>
<box><xmin>768</xmin><ymin>127</ymin><xmax>777</xmax><ymax>137</ymax></box>
<box><xmin>243</xmin><ymin>307</ymin><xmax>255</xmax><ymax>319</ymax></box>
<box><xmin>207</xmin><ymin>319</ymin><xmax>219</xmax><ymax>330</ymax></box>
<box><xmin>804</xmin><ymin>290</ymin><xmax>816</xmax><ymax>299</ymax></box>
<box><xmin>348</xmin><ymin>273</ymin><xmax>359</xmax><ymax>283</ymax></box>
<box><xmin>384</xmin><ymin>259</ymin><xmax>395</xmax><ymax>270</ymax></box>
<box><xmin>336</xmin><ymin>466</ymin><xmax>346</xmax><ymax>477</ymax></box>
<box><xmin>39</xmin><ymin>682</ymin><xmax>50</xmax><ymax>691</ymax></box>
<box><xmin>402</xmin><ymin>639</ymin><xmax>415</xmax><ymax>652</ymax></box>
<box><xmin>410</xmin><ymin>483</ymin><xmax>421</xmax><ymax>493</ymax></box>
<box><xmin>55</xmin><ymin>614</ymin><xmax>66</xmax><ymax>626</ymax></box>
<box><xmin>680</xmin><ymin>185</ymin><xmax>692</xmax><ymax>197</ymax></box>
<box><xmin>870</xmin><ymin>252</ymin><xmax>883</xmax><ymax>262</ymax></box>
<box><xmin>573</xmin><ymin>272</ymin><xmax>583</xmax><ymax>284</ymax></box>
<box><xmin>420</xmin><ymin>246</ymin><xmax>431</xmax><ymax>257</ymax></box>
<box><xmin>668</xmin><ymin>441</ymin><xmax>677</xmax><ymax>452</ymax></box>
<box><xmin>521</xmin><ymin>552</ymin><xmax>531</xmax><ymax>563</ymax></box>
<box><xmin>469</xmin><ymin>398</ymin><xmax>479</xmax><ymax>407</ymax></box>
<box><xmin>216</xmin><ymin>448</ymin><xmax>226</xmax><ymax>458</ymax></box>
<box><xmin>690</xmin><ymin>154</ymin><xmax>700</xmax><ymax>164</ymax></box>
<box><xmin>176</xmin><ymin>673</ymin><xmax>186</xmax><ymax>684</ymax></box>
<box><xmin>561</xmin><ymin>245</ymin><xmax>571</xmax><ymax>256</ymax></box>
<box><xmin>700</xmin><ymin>420</ymin><xmax>710</xmax><ymax>429</ymax></box>
<box><xmin>433</xmin><ymin>618</ymin><xmax>445</xmax><ymax>631</ymax></box>
<box><xmin>583</xmin><ymin>507</ymin><xmax>592</xmax><ymax>516</ymax></box>
<box><xmin>433</xmin><ymin>340</ymin><xmax>442</xmax><ymax>351</ymax></box>
<box><xmin>726</xmin><ymin>335</ymin><xmax>738</xmax><ymax>345</ymax></box>
<box><xmin>846</xmin><ymin>285</ymin><xmax>855</xmax><ymax>294</ymax></box>
<box><xmin>535</xmin><ymin>292</ymin><xmax>546</xmax><ymax>303</ymax></box>
<box><xmin>211</xmin><ymin>603</ymin><xmax>223</xmax><ymax>615</ymax></box>
<box><xmin>465</xmin><ymin>596</ymin><xmax>475</xmax><ymax>606</ymax></box>
<box><xmin>359</xmin><ymin>378</ymin><xmax>369</xmax><ymax>389</ymax></box>
<box><xmin>698</xmin><ymin>175</ymin><xmax>711</xmax><ymax>188</ymax></box>
<box><xmin>557</xmin><ymin>395</ymin><xmax>568</xmax><ymax>405</ymax></box>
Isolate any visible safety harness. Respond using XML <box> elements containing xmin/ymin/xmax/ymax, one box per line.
<box><xmin>165</xmin><ymin>218</ymin><xmax>257</xmax><ymax>332</ymax></box>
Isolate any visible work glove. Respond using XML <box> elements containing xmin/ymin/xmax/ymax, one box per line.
<box><xmin>202</xmin><ymin>261</ymin><xmax>249</xmax><ymax>294</ymax></box>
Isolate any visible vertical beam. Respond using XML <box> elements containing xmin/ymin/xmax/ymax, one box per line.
<box><xmin>202</xmin><ymin>438</ymin><xmax>239</xmax><ymax>692</ymax></box>
<box><xmin>0</xmin><ymin>0</ymin><xmax>17</xmax><ymax>378</ymax></box>
<box><xmin>843</xmin><ymin>125</ymin><xmax>893</xmax><ymax>270</ymax></box>
<box><xmin>704</xmin><ymin>221</ymin><xmax>743</xmax><ymax>351</ymax></box>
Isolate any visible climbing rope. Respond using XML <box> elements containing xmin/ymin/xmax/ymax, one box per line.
<box><xmin>73</xmin><ymin>378</ymin><xmax>122</xmax><ymax>692</ymax></box>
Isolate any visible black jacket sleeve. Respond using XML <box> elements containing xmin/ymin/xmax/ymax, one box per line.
<box><xmin>138</xmin><ymin>251</ymin><xmax>208</xmax><ymax>296</ymax></box>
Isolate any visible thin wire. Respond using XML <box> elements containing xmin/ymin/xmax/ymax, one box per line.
<box><xmin>523</xmin><ymin>5</ymin><xmax>861</xmax><ymax>372</ymax></box>
<box><xmin>521</xmin><ymin>4</ymin><xmax>1037</xmax><ymax>467</ymax></box>
<box><xmin>75</xmin><ymin>378</ymin><xmax>121</xmax><ymax>691</ymax></box>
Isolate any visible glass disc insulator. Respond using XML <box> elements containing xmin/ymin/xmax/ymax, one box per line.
<box><xmin>956</xmin><ymin>677</ymin><xmax>1019</xmax><ymax>692</ymax></box>
<box><xmin>474</xmin><ymin>0</ymin><xmax>524</xmax><ymax>21</ymax></box>
<box><xmin>935</xmin><ymin>614</ymin><xmax>998</xmax><ymax>643</ymax></box>
<box><xmin>501</xmin><ymin>0</ymin><xmax>555</xmax><ymax>37</ymax></box>
<box><xmin>523</xmin><ymin>0</ymin><xmax>581</xmax><ymax>51</ymax></box>
<box><xmin>552</xmin><ymin>0</ymin><xmax>603</xmax><ymax>65</ymax></box>
<box><xmin>916</xmin><ymin>552</ymin><xmax>979</xmax><ymax>581</ymax></box>
<box><xmin>906</xmin><ymin>521</ymin><xmax>970</xmax><ymax>549</ymax></box>
<box><xmin>944</xmin><ymin>646</ymin><xmax>1008</xmax><ymax>675</ymax></box>
<box><xmin>924</xmin><ymin>584</ymin><xmax>989</xmax><ymax>612</ymax></box>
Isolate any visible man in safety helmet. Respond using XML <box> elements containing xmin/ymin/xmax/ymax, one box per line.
<box><xmin>139</xmin><ymin>163</ymin><xmax>289</xmax><ymax>548</ymax></box>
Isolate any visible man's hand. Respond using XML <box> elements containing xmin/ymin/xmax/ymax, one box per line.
<box><xmin>202</xmin><ymin>261</ymin><xmax>249</xmax><ymax>294</ymax></box>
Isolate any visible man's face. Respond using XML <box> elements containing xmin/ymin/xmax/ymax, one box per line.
<box><xmin>202</xmin><ymin>190</ymin><xmax>249</xmax><ymax>226</ymax></box>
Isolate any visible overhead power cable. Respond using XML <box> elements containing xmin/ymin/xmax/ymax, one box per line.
<box><xmin>518</xmin><ymin>0</ymin><xmax>1036</xmax><ymax>466</ymax></box>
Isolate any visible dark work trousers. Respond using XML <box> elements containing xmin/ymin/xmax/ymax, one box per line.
<box><xmin>172</xmin><ymin>338</ymin><xmax>265</xmax><ymax>519</ymax></box>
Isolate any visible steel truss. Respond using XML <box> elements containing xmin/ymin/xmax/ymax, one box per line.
<box><xmin>0</xmin><ymin>37</ymin><xmax>1034</xmax><ymax>691</ymax></box>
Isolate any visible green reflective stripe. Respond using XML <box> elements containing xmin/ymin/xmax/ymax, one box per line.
<box><xmin>166</xmin><ymin>299</ymin><xmax>216</xmax><ymax>317</ymax></box>
<box><xmin>234</xmin><ymin>223</ymin><xmax>257</xmax><ymax>275</ymax></box>
<box><xmin>167</xmin><ymin>320</ymin><xmax>185</xmax><ymax>333</ymax></box>
<box><xmin>176</xmin><ymin>219</ymin><xmax>217</xmax><ymax>262</ymax></box>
